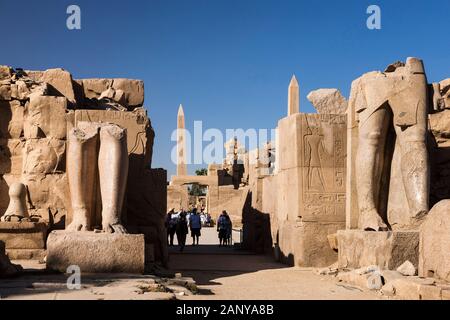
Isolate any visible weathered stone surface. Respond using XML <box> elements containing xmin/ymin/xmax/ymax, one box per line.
<box><xmin>0</xmin><ymin>82</ymin><xmax>11</xmax><ymax>100</ymax></box>
<box><xmin>0</xmin><ymin>222</ymin><xmax>47</xmax><ymax>249</ymax></box>
<box><xmin>418</xmin><ymin>284</ymin><xmax>442</xmax><ymax>300</ymax></box>
<box><xmin>337</xmin><ymin>230</ymin><xmax>419</xmax><ymax>270</ymax></box>
<box><xmin>327</xmin><ymin>233</ymin><xmax>338</xmax><ymax>251</ymax></box>
<box><xmin>0</xmin><ymin>139</ymin><xmax>25</xmax><ymax>175</ymax></box>
<box><xmin>307</xmin><ymin>88</ymin><xmax>348</xmax><ymax>114</ymax></box>
<box><xmin>397</xmin><ymin>260</ymin><xmax>416</xmax><ymax>276</ymax></box>
<box><xmin>278</xmin><ymin>220</ymin><xmax>345</xmax><ymax>267</ymax></box>
<box><xmin>23</xmin><ymin>138</ymin><xmax>66</xmax><ymax>174</ymax></box>
<box><xmin>46</xmin><ymin>231</ymin><xmax>145</xmax><ymax>273</ymax></box>
<box><xmin>24</xmin><ymin>95</ymin><xmax>67</xmax><ymax>140</ymax></box>
<box><xmin>77</xmin><ymin>78</ymin><xmax>144</xmax><ymax>109</ymax></box>
<box><xmin>419</xmin><ymin>200</ymin><xmax>450</xmax><ymax>281</ymax></box>
<box><xmin>0</xmin><ymin>66</ymin><xmax>12</xmax><ymax>80</ymax></box>
<box><xmin>22</xmin><ymin>174</ymin><xmax>70</xmax><ymax>224</ymax></box>
<box><xmin>442</xmin><ymin>289</ymin><xmax>450</xmax><ymax>300</ymax></box>
<box><xmin>337</xmin><ymin>267</ymin><xmax>383</xmax><ymax>290</ymax></box>
<box><xmin>41</xmin><ymin>68</ymin><xmax>76</xmax><ymax>104</ymax></box>
<box><xmin>0</xmin><ymin>100</ymin><xmax>24</xmax><ymax>139</ymax></box>
<box><xmin>6</xmin><ymin>248</ymin><xmax>46</xmax><ymax>260</ymax></box>
<box><xmin>0</xmin><ymin>240</ymin><xmax>22</xmax><ymax>278</ymax></box>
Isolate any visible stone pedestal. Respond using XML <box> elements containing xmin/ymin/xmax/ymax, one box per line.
<box><xmin>0</xmin><ymin>221</ymin><xmax>48</xmax><ymax>259</ymax></box>
<box><xmin>46</xmin><ymin>231</ymin><xmax>145</xmax><ymax>274</ymax></box>
<box><xmin>337</xmin><ymin>230</ymin><xmax>419</xmax><ymax>270</ymax></box>
<box><xmin>278</xmin><ymin>220</ymin><xmax>345</xmax><ymax>267</ymax></box>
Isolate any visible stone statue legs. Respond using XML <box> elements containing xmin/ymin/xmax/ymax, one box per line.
<box><xmin>67</xmin><ymin>123</ymin><xmax>128</xmax><ymax>234</ymax></box>
<box><xmin>356</xmin><ymin>58</ymin><xmax>429</xmax><ymax>231</ymax></box>
<box><xmin>66</xmin><ymin>126</ymin><xmax>99</xmax><ymax>231</ymax></box>
<box><xmin>356</xmin><ymin>106</ymin><xmax>390</xmax><ymax>231</ymax></box>
<box><xmin>392</xmin><ymin>96</ymin><xmax>429</xmax><ymax>223</ymax></box>
<box><xmin>98</xmin><ymin>125</ymin><xmax>129</xmax><ymax>234</ymax></box>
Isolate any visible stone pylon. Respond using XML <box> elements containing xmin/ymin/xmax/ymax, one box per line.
<box><xmin>288</xmin><ymin>75</ymin><xmax>299</xmax><ymax>116</ymax></box>
<box><xmin>177</xmin><ymin>104</ymin><xmax>187</xmax><ymax>176</ymax></box>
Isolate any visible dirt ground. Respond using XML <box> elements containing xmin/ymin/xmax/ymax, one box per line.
<box><xmin>0</xmin><ymin>228</ymin><xmax>382</xmax><ymax>300</ymax></box>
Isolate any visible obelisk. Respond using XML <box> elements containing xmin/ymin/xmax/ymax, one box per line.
<box><xmin>177</xmin><ymin>104</ymin><xmax>187</xmax><ymax>176</ymax></box>
<box><xmin>288</xmin><ymin>75</ymin><xmax>299</xmax><ymax>115</ymax></box>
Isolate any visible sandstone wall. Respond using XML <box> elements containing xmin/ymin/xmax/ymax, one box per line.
<box><xmin>252</xmin><ymin>113</ymin><xmax>346</xmax><ymax>267</ymax></box>
<box><xmin>0</xmin><ymin>66</ymin><xmax>167</xmax><ymax>264</ymax></box>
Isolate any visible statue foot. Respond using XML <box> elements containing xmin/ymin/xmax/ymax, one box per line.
<box><xmin>359</xmin><ymin>210</ymin><xmax>389</xmax><ymax>231</ymax></box>
<box><xmin>1</xmin><ymin>214</ymin><xmax>24</xmax><ymax>222</ymax></box>
<box><xmin>66</xmin><ymin>219</ymin><xmax>90</xmax><ymax>232</ymax></box>
<box><xmin>102</xmin><ymin>222</ymin><xmax>128</xmax><ymax>234</ymax></box>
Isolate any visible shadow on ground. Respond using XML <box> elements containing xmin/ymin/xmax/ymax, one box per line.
<box><xmin>167</xmin><ymin>242</ymin><xmax>288</xmax><ymax>287</ymax></box>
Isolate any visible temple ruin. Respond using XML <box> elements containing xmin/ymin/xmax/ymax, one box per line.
<box><xmin>1</xmin><ymin>58</ymin><xmax>450</xmax><ymax>300</ymax></box>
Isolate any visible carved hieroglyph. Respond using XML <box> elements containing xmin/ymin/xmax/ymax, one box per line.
<box><xmin>275</xmin><ymin>112</ymin><xmax>346</xmax><ymax>267</ymax></box>
<box><xmin>347</xmin><ymin>57</ymin><xmax>430</xmax><ymax>231</ymax></box>
<box><xmin>66</xmin><ymin>122</ymin><xmax>129</xmax><ymax>233</ymax></box>
<box><xmin>301</xmin><ymin>114</ymin><xmax>346</xmax><ymax>219</ymax></box>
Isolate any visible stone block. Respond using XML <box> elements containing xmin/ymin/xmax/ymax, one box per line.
<box><xmin>0</xmin><ymin>222</ymin><xmax>48</xmax><ymax>249</ymax></box>
<box><xmin>24</xmin><ymin>95</ymin><xmax>67</xmax><ymax>140</ymax></box>
<box><xmin>41</xmin><ymin>68</ymin><xmax>76</xmax><ymax>104</ymax></box>
<box><xmin>0</xmin><ymin>83</ymin><xmax>11</xmax><ymax>100</ymax></box>
<box><xmin>22</xmin><ymin>174</ymin><xmax>70</xmax><ymax>224</ymax></box>
<box><xmin>278</xmin><ymin>220</ymin><xmax>344</xmax><ymax>267</ymax></box>
<box><xmin>442</xmin><ymin>290</ymin><xmax>450</xmax><ymax>300</ymax></box>
<box><xmin>418</xmin><ymin>284</ymin><xmax>442</xmax><ymax>300</ymax></box>
<box><xmin>78</xmin><ymin>78</ymin><xmax>144</xmax><ymax>109</ymax></box>
<box><xmin>22</xmin><ymin>138</ymin><xmax>66</xmax><ymax>174</ymax></box>
<box><xmin>0</xmin><ymin>66</ymin><xmax>12</xmax><ymax>80</ymax></box>
<box><xmin>6</xmin><ymin>248</ymin><xmax>46</xmax><ymax>260</ymax></box>
<box><xmin>337</xmin><ymin>230</ymin><xmax>419</xmax><ymax>270</ymax></box>
<box><xmin>46</xmin><ymin>231</ymin><xmax>145</xmax><ymax>274</ymax></box>
<box><xmin>419</xmin><ymin>200</ymin><xmax>450</xmax><ymax>281</ymax></box>
<box><xmin>307</xmin><ymin>88</ymin><xmax>348</xmax><ymax>114</ymax></box>
<box><xmin>0</xmin><ymin>100</ymin><xmax>24</xmax><ymax>139</ymax></box>
<box><xmin>0</xmin><ymin>139</ymin><xmax>25</xmax><ymax>175</ymax></box>
<box><xmin>337</xmin><ymin>268</ymin><xmax>383</xmax><ymax>291</ymax></box>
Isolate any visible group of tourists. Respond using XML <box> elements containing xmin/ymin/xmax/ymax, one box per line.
<box><xmin>165</xmin><ymin>208</ymin><xmax>233</xmax><ymax>251</ymax></box>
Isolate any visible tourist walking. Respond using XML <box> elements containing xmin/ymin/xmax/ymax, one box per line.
<box><xmin>176</xmin><ymin>211</ymin><xmax>189</xmax><ymax>252</ymax></box>
<box><xmin>217</xmin><ymin>210</ymin><xmax>230</xmax><ymax>246</ymax></box>
<box><xmin>165</xmin><ymin>208</ymin><xmax>177</xmax><ymax>246</ymax></box>
<box><xmin>189</xmin><ymin>208</ymin><xmax>202</xmax><ymax>245</ymax></box>
<box><xmin>225</xmin><ymin>214</ymin><xmax>233</xmax><ymax>246</ymax></box>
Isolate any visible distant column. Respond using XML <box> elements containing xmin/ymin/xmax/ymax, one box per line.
<box><xmin>288</xmin><ymin>75</ymin><xmax>299</xmax><ymax>115</ymax></box>
<box><xmin>177</xmin><ymin>104</ymin><xmax>187</xmax><ymax>176</ymax></box>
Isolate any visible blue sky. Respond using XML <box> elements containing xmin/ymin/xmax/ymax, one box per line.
<box><xmin>1</xmin><ymin>0</ymin><xmax>448</xmax><ymax>176</ymax></box>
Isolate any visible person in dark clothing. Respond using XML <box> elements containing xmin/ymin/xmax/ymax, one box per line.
<box><xmin>189</xmin><ymin>208</ymin><xmax>202</xmax><ymax>246</ymax></box>
<box><xmin>225</xmin><ymin>214</ymin><xmax>233</xmax><ymax>246</ymax></box>
<box><xmin>176</xmin><ymin>212</ymin><xmax>189</xmax><ymax>252</ymax></box>
<box><xmin>217</xmin><ymin>210</ymin><xmax>230</xmax><ymax>247</ymax></box>
<box><xmin>165</xmin><ymin>208</ymin><xmax>177</xmax><ymax>246</ymax></box>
